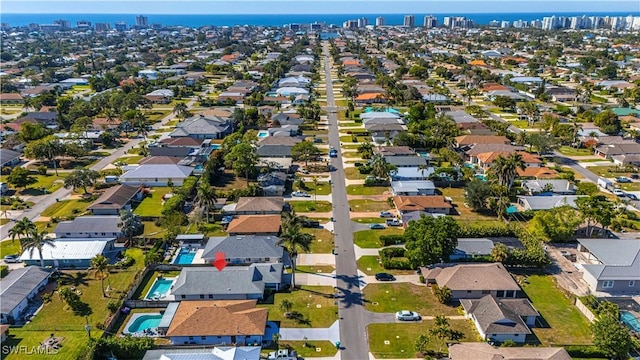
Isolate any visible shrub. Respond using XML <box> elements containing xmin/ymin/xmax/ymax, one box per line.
<box><xmin>37</xmin><ymin>165</ymin><xmax>48</xmax><ymax>175</ymax></box>
<box><xmin>59</xmin><ymin>160</ymin><xmax>72</xmax><ymax>169</ymax></box>
<box><xmin>107</xmin><ymin>300</ymin><xmax>121</xmax><ymax>314</ymax></box>
<box><xmin>379</xmin><ymin>235</ymin><xmax>405</xmax><ymax>246</ymax></box>
<box><xmin>379</xmin><ymin>247</ymin><xmax>406</xmax><ymax>258</ymax></box>
<box><xmin>458</xmin><ymin>223</ymin><xmax>515</xmax><ymax>238</ymax></box>
<box><xmin>0</xmin><ymin>265</ymin><xmax>8</xmax><ymax>278</ymax></box>
<box><xmin>419</xmin><ymin>275</ymin><xmax>425</xmax><ymax>283</ymax></box>
<box><xmin>379</xmin><ymin>247</ymin><xmax>413</xmax><ymax>270</ymax></box>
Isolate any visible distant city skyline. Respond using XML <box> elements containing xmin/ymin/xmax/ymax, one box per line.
<box><xmin>3</xmin><ymin>0</ymin><xmax>640</xmax><ymax>14</ymax></box>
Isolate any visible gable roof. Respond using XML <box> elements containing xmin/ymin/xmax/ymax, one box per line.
<box><xmin>227</xmin><ymin>215</ymin><xmax>282</xmax><ymax>234</ymax></box>
<box><xmin>19</xmin><ymin>238</ymin><xmax>114</xmax><ymax>262</ymax></box>
<box><xmin>448</xmin><ymin>342</ymin><xmax>571</xmax><ymax>360</ymax></box>
<box><xmin>476</xmin><ymin>151</ymin><xmax>542</xmax><ymax>165</ymax></box>
<box><xmin>138</xmin><ymin>156</ymin><xmax>183</xmax><ymax>165</ymax></box>
<box><xmin>516</xmin><ymin>167</ymin><xmax>559</xmax><ymax>178</ymax></box>
<box><xmin>0</xmin><ymin>149</ymin><xmax>21</xmax><ymax>165</ymax></box>
<box><xmin>518</xmin><ymin>195</ymin><xmax>585</xmax><ymax>210</ymax></box>
<box><xmin>166</xmin><ymin>300</ymin><xmax>267</xmax><ymax>337</ymax></box>
<box><xmin>384</xmin><ymin>156</ymin><xmax>429</xmax><ymax>167</ymax></box>
<box><xmin>257</xmin><ymin>137</ymin><xmax>301</xmax><ymax>146</ymax></box>
<box><xmin>120</xmin><ymin>164</ymin><xmax>194</xmax><ymax>180</ymax></box>
<box><xmin>234</xmin><ymin>197</ymin><xmax>284</xmax><ymax>213</ymax></box>
<box><xmin>578</xmin><ymin>238</ymin><xmax>640</xmax><ymax>281</ymax></box>
<box><xmin>169</xmin><ymin>116</ymin><xmax>231</xmax><ymax>137</ymax></box>
<box><xmin>202</xmin><ymin>235</ymin><xmax>283</xmax><ymax>260</ymax></box>
<box><xmin>455</xmin><ymin>135</ymin><xmax>510</xmax><ymax>146</ymax></box>
<box><xmin>393</xmin><ymin>195</ymin><xmax>452</xmax><ymax>212</ymax></box>
<box><xmin>374</xmin><ymin>146</ymin><xmax>415</xmax><ymax>156</ymax></box>
<box><xmin>159</xmin><ymin>137</ymin><xmax>204</xmax><ymax>147</ymax></box>
<box><xmin>428</xmin><ymin>263</ymin><xmax>520</xmax><ymax>291</ymax></box>
<box><xmin>88</xmin><ymin>185</ymin><xmax>141</xmax><ymax>211</ymax></box>
<box><xmin>461</xmin><ymin>295</ymin><xmax>537</xmax><ymax>335</ymax></box>
<box><xmin>1</xmin><ymin>267</ymin><xmax>50</xmax><ymax>314</ymax></box>
<box><xmin>521</xmin><ymin>180</ymin><xmax>575</xmax><ymax>193</ymax></box>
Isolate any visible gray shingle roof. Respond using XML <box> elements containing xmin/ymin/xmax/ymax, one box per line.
<box><xmin>461</xmin><ymin>295</ymin><xmax>536</xmax><ymax>335</ymax></box>
<box><xmin>202</xmin><ymin>235</ymin><xmax>283</xmax><ymax>260</ymax></box>
<box><xmin>88</xmin><ymin>185</ymin><xmax>140</xmax><ymax>211</ymax></box>
<box><xmin>257</xmin><ymin>144</ymin><xmax>293</xmax><ymax>157</ymax></box>
<box><xmin>169</xmin><ymin>115</ymin><xmax>232</xmax><ymax>137</ymax></box>
<box><xmin>0</xmin><ymin>149</ymin><xmax>21</xmax><ymax>166</ymax></box>
<box><xmin>54</xmin><ymin>216</ymin><xmax>122</xmax><ymax>235</ymax></box>
<box><xmin>384</xmin><ymin>156</ymin><xmax>429</xmax><ymax>167</ymax></box>
<box><xmin>120</xmin><ymin>164</ymin><xmax>193</xmax><ymax>180</ymax></box>
<box><xmin>172</xmin><ymin>263</ymin><xmax>282</xmax><ymax>297</ymax></box>
<box><xmin>1</xmin><ymin>267</ymin><xmax>50</xmax><ymax>315</ymax></box>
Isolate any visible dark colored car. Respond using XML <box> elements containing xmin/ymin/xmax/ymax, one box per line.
<box><xmin>375</xmin><ymin>272</ymin><xmax>396</xmax><ymax>281</ymax></box>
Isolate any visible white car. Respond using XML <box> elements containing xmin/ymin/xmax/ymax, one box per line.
<box><xmin>395</xmin><ymin>310</ymin><xmax>421</xmax><ymax>321</ymax></box>
<box><xmin>612</xmin><ymin>189</ymin><xmax>625</xmax><ymax>197</ymax></box>
<box><xmin>292</xmin><ymin>191</ymin><xmax>310</xmax><ymax>197</ymax></box>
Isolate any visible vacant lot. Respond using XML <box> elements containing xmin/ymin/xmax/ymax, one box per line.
<box><xmin>349</xmin><ymin>199</ymin><xmax>392</xmax><ymax>213</ymax></box>
<box><xmin>41</xmin><ymin>198</ymin><xmax>94</xmax><ymax>219</ymax></box>
<box><xmin>347</xmin><ymin>185</ymin><xmax>389</xmax><ymax>196</ymax></box>
<box><xmin>289</xmin><ymin>201</ymin><xmax>332</xmax><ymax>213</ymax></box>
<box><xmin>364</xmin><ymin>283</ymin><xmax>459</xmax><ymax>316</ymax></box>
<box><xmin>353</xmin><ymin>228</ymin><xmax>404</xmax><ymax>248</ymax></box>
<box><xmin>134</xmin><ymin>187</ymin><xmax>172</xmax><ymax>217</ymax></box>
<box><xmin>302</xmin><ymin>228</ymin><xmax>334</xmax><ymax>253</ymax></box>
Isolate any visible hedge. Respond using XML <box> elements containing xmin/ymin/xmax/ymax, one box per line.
<box><xmin>0</xmin><ymin>266</ymin><xmax>8</xmax><ymax>278</ymax></box>
<box><xmin>379</xmin><ymin>247</ymin><xmax>413</xmax><ymax>270</ymax></box>
<box><xmin>379</xmin><ymin>235</ymin><xmax>405</xmax><ymax>246</ymax></box>
<box><xmin>458</xmin><ymin>223</ymin><xmax>516</xmax><ymax>238</ymax></box>
<box><xmin>161</xmin><ymin>195</ymin><xmax>184</xmax><ymax>215</ymax></box>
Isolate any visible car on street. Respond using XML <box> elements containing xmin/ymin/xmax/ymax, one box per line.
<box><xmin>612</xmin><ymin>189</ymin><xmax>625</xmax><ymax>197</ymax></box>
<box><xmin>395</xmin><ymin>310</ymin><xmax>421</xmax><ymax>321</ymax></box>
<box><xmin>329</xmin><ymin>149</ymin><xmax>338</xmax><ymax>158</ymax></box>
<box><xmin>626</xmin><ymin>193</ymin><xmax>639</xmax><ymax>200</ymax></box>
<box><xmin>370</xmin><ymin>223</ymin><xmax>386</xmax><ymax>229</ymax></box>
<box><xmin>292</xmin><ymin>191</ymin><xmax>311</xmax><ymax>197</ymax></box>
<box><xmin>375</xmin><ymin>272</ymin><xmax>396</xmax><ymax>281</ymax></box>
<box><xmin>616</xmin><ymin>177</ymin><xmax>632</xmax><ymax>183</ymax></box>
<box><xmin>3</xmin><ymin>255</ymin><xmax>20</xmax><ymax>263</ymax></box>
<box><xmin>632</xmin><ymin>174</ymin><xmax>640</xmax><ymax>180</ymax></box>
<box><xmin>379</xmin><ymin>211</ymin><xmax>393</xmax><ymax>218</ymax></box>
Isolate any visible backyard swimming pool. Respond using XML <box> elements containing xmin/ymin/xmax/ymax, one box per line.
<box><xmin>621</xmin><ymin>311</ymin><xmax>640</xmax><ymax>332</ymax></box>
<box><xmin>145</xmin><ymin>278</ymin><xmax>175</xmax><ymax>300</ymax></box>
<box><xmin>173</xmin><ymin>247</ymin><xmax>197</xmax><ymax>265</ymax></box>
<box><xmin>124</xmin><ymin>313</ymin><xmax>162</xmax><ymax>336</ymax></box>
<box><xmin>258</xmin><ymin>130</ymin><xmax>269</xmax><ymax>138</ymax></box>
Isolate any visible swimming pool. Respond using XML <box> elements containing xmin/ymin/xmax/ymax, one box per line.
<box><xmin>173</xmin><ymin>247</ymin><xmax>197</xmax><ymax>265</ymax></box>
<box><xmin>211</xmin><ymin>144</ymin><xmax>221</xmax><ymax>150</ymax></box>
<box><xmin>145</xmin><ymin>278</ymin><xmax>175</xmax><ymax>300</ymax></box>
<box><xmin>258</xmin><ymin>130</ymin><xmax>269</xmax><ymax>138</ymax></box>
<box><xmin>124</xmin><ymin>313</ymin><xmax>162</xmax><ymax>335</ymax></box>
<box><xmin>621</xmin><ymin>311</ymin><xmax>640</xmax><ymax>332</ymax></box>
<box><xmin>474</xmin><ymin>174</ymin><xmax>487</xmax><ymax>181</ymax></box>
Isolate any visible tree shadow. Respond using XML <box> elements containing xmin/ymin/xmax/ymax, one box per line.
<box><xmin>334</xmin><ymin>286</ymin><xmax>368</xmax><ymax>309</ymax></box>
<box><xmin>71</xmin><ymin>301</ymin><xmax>93</xmax><ymax>317</ymax></box>
<box><xmin>58</xmin><ymin>272</ymin><xmax>89</xmax><ymax>287</ymax></box>
<box><xmin>335</xmin><ymin>274</ymin><xmax>366</xmax><ymax>290</ymax></box>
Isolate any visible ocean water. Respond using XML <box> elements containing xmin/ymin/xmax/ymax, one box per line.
<box><xmin>2</xmin><ymin>12</ymin><xmax>638</xmax><ymax>28</ymax></box>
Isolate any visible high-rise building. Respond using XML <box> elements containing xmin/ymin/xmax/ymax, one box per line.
<box><xmin>95</xmin><ymin>23</ymin><xmax>110</xmax><ymax>32</ymax></box>
<box><xmin>53</xmin><ymin>19</ymin><xmax>70</xmax><ymax>29</ymax></box>
<box><xmin>76</xmin><ymin>20</ymin><xmax>92</xmax><ymax>30</ymax></box>
<box><xmin>151</xmin><ymin>23</ymin><xmax>163</xmax><ymax>30</ymax></box>
<box><xmin>423</xmin><ymin>15</ymin><xmax>437</xmax><ymax>28</ymax></box>
<box><xmin>289</xmin><ymin>23</ymin><xmax>300</xmax><ymax>31</ymax></box>
<box><xmin>501</xmin><ymin>21</ymin><xmax>510</xmax><ymax>28</ymax></box>
<box><xmin>135</xmin><ymin>15</ymin><xmax>149</xmax><ymax>27</ymax></box>
<box><xmin>375</xmin><ymin>16</ymin><xmax>385</xmax><ymax>27</ymax></box>
<box><xmin>114</xmin><ymin>21</ymin><xmax>128</xmax><ymax>31</ymax></box>
<box><xmin>403</xmin><ymin>14</ymin><xmax>415</xmax><ymax>27</ymax></box>
<box><xmin>310</xmin><ymin>22</ymin><xmax>322</xmax><ymax>31</ymax></box>
<box><xmin>343</xmin><ymin>20</ymin><xmax>358</xmax><ymax>29</ymax></box>
<box><xmin>358</xmin><ymin>17</ymin><xmax>368</xmax><ymax>28</ymax></box>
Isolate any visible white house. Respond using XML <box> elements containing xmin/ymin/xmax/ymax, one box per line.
<box><xmin>119</xmin><ymin>164</ymin><xmax>194</xmax><ymax>187</ymax></box>
<box><xmin>1</xmin><ymin>267</ymin><xmax>51</xmax><ymax>324</ymax></box>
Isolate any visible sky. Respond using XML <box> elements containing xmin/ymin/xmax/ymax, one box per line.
<box><xmin>3</xmin><ymin>0</ymin><xmax>639</xmax><ymax>14</ymax></box>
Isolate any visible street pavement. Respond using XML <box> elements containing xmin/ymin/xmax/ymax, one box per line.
<box><xmin>323</xmin><ymin>42</ymin><xmax>372</xmax><ymax>360</ymax></box>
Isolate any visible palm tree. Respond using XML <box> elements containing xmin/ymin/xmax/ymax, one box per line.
<box><xmin>119</xmin><ymin>210</ymin><xmax>142</xmax><ymax>247</ymax></box>
<box><xmin>357</xmin><ymin>141</ymin><xmax>374</xmax><ymax>159</ymax></box>
<box><xmin>173</xmin><ymin>102</ymin><xmax>189</xmax><ymax>121</ymax></box>
<box><xmin>277</xmin><ymin>223</ymin><xmax>313</xmax><ymax>288</ymax></box>
<box><xmin>21</xmin><ymin>230</ymin><xmax>55</xmax><ymax>267</ymax></box>
<box><xmin>279</xmin><ymin>299</ymin><xmax>293</xmax><ymax>317</ymax></box>
<box><xmin>195</xmin><ymin>180</ymin><xmax>216</xmax><ymax>223</ymax></box>
<box><xmin>8</xmin><ymin>217</ymin><xmax>36</xmax><ymax>250</ymax></box>
<box><xmin>625</xmin><ymin>129</ymin><xmax>639</xmax><ymax>140</ymax></box>
<box><xmin>89</xmin><ymin>254</ymin><xmax>110</xmax><ymax>297</ymax></box>
<box><xmin>571</xmin><ymin>122</ymin><xmax>584</xmax><ymax>148</ymax></box>
<box><xmin>370</xmin><ymin>154</ymin><xmax>389</xmax><ymax>181</ymax></box>
<box><xmin>490</xmin><ymin>153</ymin><xmax>525</xmax><ymax>190</ymax></box>
<box><xmin>281</xmin><ymin>209</ymin><xmax>303</xmax><ymax>231</ymax></box>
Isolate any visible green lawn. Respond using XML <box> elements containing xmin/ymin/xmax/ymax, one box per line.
<box><xmin>617</xmin><ymin>182</ymin><xmax>640</xmax><ymax>191</ymax></box>
<box><xmin>302</xmin><ymin>228</ymin><xmax>334</xmax><ymax>253</ymax></box>
<box><xmin>508</xmin><ymin>120</ymin><xmax>531</xmax><ymax>128</ymax></box>
<box><xmin>344</xmin><ymin>167</ymin><xmax>367</xmax><ymax>180</ymax></box>
<box><xmin>258</xmin><ymin>286</ymin><xmax>338</xmax><ymax>328</ymax></box>
<box><xmin>587</xmin><ymin>165</ymin><xmax>638</xmax><ymax>178</ymax></box>
<box><xmin>368</xmin><ymin>320</ymin><xmax>477</xmax><ymax>359</ymax></box>
<box><xmin>364</xmin><ymin>283</ymin><xmax>459</xmax><ymax>316</ymax></box>
<box><xmin>164</xmin><ymin>120</ymin><xmax>179</xmax><ymax>127</ymax></box>
<box><xmin>439</xmin><ymin>187</ymin><xmax>502</xmax><ymax>223</ymax></box>
<box><xmin>348</xmin><ymin>200</ymin><xmax>392</xmax><ymax>213</ymax></box>
<box><xmin>113</xmin><ymin>155</ymin><xmax>145</xmax><ymax>165</ymax></box>
<box><xmin>295</xmin><ymin>265</ymin><xmax>335</xmax><ymax>274</ymax></box>
<box><xmin>141</xmin><ymin>221</ymin><xmax>165</xmax><ymax>238</ymax></box>
<box><xmin>134</xmin><ymin>187</ymin><xmax>173</xmax><ymax>217</ymax></box>
<box><xmin>347</xmin><ymin>185</ymin><xmax>389</xmax><ymax>196</ymax></box>
<box><xmin>41</xmin><ymin>198</ymin><xmax>94</xmax><ymax>219</ymax></box>
<box><xmin>4</xmin><ymin>249</ymin><xmax>144</xmax><ymax>360</ymax></box>
<box><xmin>342</xmin><ymin>151</ymin><xmax>363</xmax><ymax>158</ymax></box>
<box><xmin>293</xmin><ymin>181</ymin><xmax>332</xmax><ymax>196</ymax></box>
<box><xmin>0</xmin><ymin>240</ymin><xmax>21</xmax><ymax>257</ymax></box>
<box><xmin>353</xmin><ymin>228</ymin><xmax>404</xmax><ymax>248</ymax></box>
<box><xmin>520</xmin><ymin>274</ymin><xmax>593</xmax><ymax>345</ymax></box>
<box><xmin>18</xmin><ymin>174</ymin><xmax>66</xmax><ymax>195</ymax></box>
<box><xmin>278</xmin><ymin>341</ymin><xmax>338</xmax><ymax>358</ymax></box>
<box><xmin>357</xmin><ymin>256</ymin><xmax>415</xmax><ymax>276</ymax></box>
<box><xmin>289</xmin><ymin>201</ymin><xmax>332</xmax><ymax>213</ymax></box>
<box><xmin>558</xmin><ymin>146</ymin><xmax>594</xmax><ymax>156</ymax></box>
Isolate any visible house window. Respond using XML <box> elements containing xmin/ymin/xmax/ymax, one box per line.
<box><xmin>466</xmin><ymin>290</ymin><xmax>472</xmax><ymax>293</ymax></box>
<box><xmin>200</xmin><ymin>295</ymin><xmax>204</xmax><ymax>299</ymax></box>
<box><xmin>188</xmin><ymin>336</ymin><xmax>194</xmax><ymax>340</ymax></box>
<box><xmin>481</xmin><ymin>290</ymin><xmax>490</xmax><ymax>295</ymax></box>
<box><xmin>629</xmin><ymin>281</ymin><xmax>635</xmax><ymax>287</ymax></box>
<box><xmin>603</xmin><ymin>281</ymin><xmax>615</xmax><ymax>288</ymax></box>
<box><xmin>181</xmin><ymin>295</ymin><xmax>186</xmax><ymax>299</ymax></box>
<box><xmin>209</xmin><ymin>294</ymin><xmax>213</xmax><ymax>299</ymax></box>
<box><xmin>101</xmin><ymin>233</ymin><xmax>106</xmax><ymax>236</ymax></box>
<box><xmin>514</xmin><ymin>334</ymin><xmax>519</xmax><ymax>337</ymax></box>
<box><xmin>496</xmin><ymin>290</ymin><xmax>505</xmax><ymax>297</ymax></box>
<box><xmin>506</xmin><ymin>290</ymin><xmax>515</xmax><ymax>298</ymax></box>
<box><xmin>201</xmin><ymin>336</ymin><xmax>206</xmax><ymax>340</ymax></box>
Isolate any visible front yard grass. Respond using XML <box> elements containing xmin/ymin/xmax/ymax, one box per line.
<box><xmin>349</xmin><ymin>199</ymin><xmax>392</xmax><ymax>213</ymax></box>
<box><xmin>587</xmin><ymin>165</ymin><xmax>638</xmax><ymax>179</ymax></box>
<box><xmin>134</xmin><ymin>187</ymin><xmax>172</xmax><ymax>217</ymax></box>
<box><xmin>558</xmin><ymin>146</ymin><xmax>593</xmax><ymax>156</ymax></box>
<box><xmin>344</xmin><ymin>167</ymin><xmax>367</xmax><ymax>180</ymax></box>
<box><xmin>113</xmin><ymin>155</ymin><xmax>144</xmax><ymax>165</ymax></box>
<box><xmin>439</xmin><ymin>187</ymin><xmax>502</xmax><ymax>223</ymax></box>
<box><xmin>368</xmin><ymin>321</ymin><xmax>477</xmax><ymax>359</ymax></box>
<box><xmin>364</xmin><ymin>283</ymin><xmax>459</xmax><ymax>316</ymax></box>
<box><xmin>289</xmin><ymin>201</ymin><xmax>332</xmax><ymax>213</ymax></box>
<box><xmin>0</xmin><ymin>240</ymin><xmax>21</xmax><ymax>257</ymax></box>
<box><xmin>18</xmin><ymin>174</ymin><xmax>66</xmax><ymax>195</ymax></box>
<box><xmin>617</xmin><ymin>182</ymin><xmax>640</xmax><ymax>191</ymax></box>
<box><xmin>4</xmin><ymin>249</ymin><xmax>144</xmax><ymax>360</ymax></box>
<box><xmin>258</xmin><ymin>286</ymin><xmax>338</xmax><ymax>328</ymax></box>
<box><xmin>296</xmin><ymin>265</ymin><xmax>335</xmax><ymax>274</ymax></box>
<box><xmin>357</xmin><ymin>256</ymin><xmax>415</xmax><ymax>276</ymax></box>
<box><xmin>347</xmin><ymin>185</ymin><xmax>389</xmax><ymax>196</ymax></box>
<box><xmin>519</xmin><ymin>274</ymin><xmax>593</xmax><ymax>345</ymax></box>
<box><xmin>41</xmin><ymin>198</ymin><xmax>94</xmax><ymax>218</ymax></box>
<box><xmin>141</xmin><ymin>221</ymin><xmax>164</xmax><ymax>238</ymax></box>
<box><xmin>353</xmin><ymin>228</ymin><xmax>404</xmax><ymax>248</ymax></box>
<box><xmin>293</xmin><ymin>181</ymin><xmax>332</xmax><ymax>196</ymax></box>
<box><xmin>302</xmin><ymin>228</ymin><xmax>334</xmax><ymax>253</ymax></box>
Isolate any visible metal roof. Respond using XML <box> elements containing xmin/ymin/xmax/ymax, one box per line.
<box><xmin>0</xmin><ymin>267</ymin><xmax>50</xmax><ymax>315</ymax></box>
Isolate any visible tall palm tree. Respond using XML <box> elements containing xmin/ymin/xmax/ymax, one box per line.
<box><xmin>195</xmin><ymin>180</ymin><xmax>216</xmax><ymax>223</ymax></box>
<box><xmin>571</xmin><ymin>122</ymin><xmax>584</xmax><ymax>148</ymax></box>
<box><xmin>490</xmin><ymin>153</ymin><xmax>525</xmax><ymax>190</ymax></box>
<box><xmin>370</xmin><ymin>154</ymin><xmax>390</xmax><ymax>181</ymax></box>
<box><xmin>21</xmin><ymin>230</ymin><xmax>55</xmax><ymax>267</ymax></box>
<box><xmin>173</xmin><ymin>102</ymin><xmax>189</xmax><ymax>121</ymax></box>
<box><xmin>277</xmin><ymin>223</ymin><xmax>313</xmax><ymax>288</ymax></box>
<box><xmin>89</xmin><ymin>254</ymin><xmax>110</xmax><ymax>297</ymax></box>
<box><xmin>119</xmin><ymin>210</ymin><xmax>142</xmax><ymax>247</ymax></box>
<box><xmin>7</xmin><ymin>217</ymin><xmax>37</xmax><ymax>250</ymax></box>
<box><xmin>281</xmin><ymin>209</ymin><xmax>303</xmax><ymax>231</ymax></box>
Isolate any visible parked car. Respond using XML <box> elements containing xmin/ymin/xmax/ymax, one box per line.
<box><xmin>301</xmin><ymin>219</ymin><xmax>320</xmax><ymax>228</ymax></box>
<box><xmin>612</xmin><ymin>189</ymin><xmax>625</xmax><ymax>197</ymax></box>
<box><xmin>379</xmin><ymin>211</ymin><xmax>393</xmax><ymax>218</ymax></box>
<box><xmin>329</xmin><ymin>149</ymin><xmax>338</xmax><ymax>158</ymax></box>
<box><xmin>268</xmin><ymin>349</ymin><xmax>298</xmax><ymax>360</ymax></box>
<box><xmin>395</xmin><ymin>310</ymin><xmax>421</xmax><ymax>321</ymax></box>
<box><xmin>386</xmin><ymin>218</ymin><xmax>402</xmax><ymax>226</ymax></box>
<box><xmin>375</xmin><ymin>272</ymin><xmax>396</xmax><ymax>281</ymax></box>
<box><xmin>632</xmin><ymin>174</ymin><xmax>640</xmax><ymax>180</ymax></box>
<box><xmin>292</xmin><ymin>191</ymin><xmax>310</xmax><ymax>197</ymax></box>
<box><xmin>616</xmin><ymin>177</ymin><xmax>632</xmax><ymax>183</ymax></box>
<box><xmin>3</xmin><ymin>255</ymin><xmax>20</xmax><ymax>263</ymax></box>
<box><xmin>370</xmin><ymin>223</ymin><xmax>386</xmax><ymax>229</ymax></box>
<box><xmin>626</xmin><ymin>193</ymin><xmax>639</xmax><ymax>200</ymax></box>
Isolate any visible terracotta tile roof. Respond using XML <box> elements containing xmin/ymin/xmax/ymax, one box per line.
<box><xmin>355</xmin><ymin>93</ymin><xmax>386</xmax><ymax>101</ymax></box>
<box><xmin>227</xmin><ymin>215</ymin><xmax>282</xmax><ymax>234</ymax></box>
<box><xmin>0</xmin><ymin>123</ymin><xmax>21</xmax><ymax>132</ymax></box>
<box><xmin>455</xmin><ymin>135</ymin><xmax>510</xmax><ymax>146</ymax></box>
<box><xmin>393</xmin><ymin>195</ymin><xmax>452</xmax><ymax>212</ymax></box>
<box><xmin>92</xmin><ymin>117</ymin><xmax>121</xmax><ymax>126</ymax></box>
<box><xmin>0</xmin><ymin>93</ymin><xmax>23</xmax><ymax>101</ymax></box>
<box><xmin>342</xmin><ymin>59</ymin><xmax>360</xmax><ymax>66</ymax></box>
<box><xmin>517</xmin><ymin>166</ymin><xmax>559</xmax><ymax>178</ymax></box>
<box><xmin>235</xmin><ymin>197</ymin><xmax>284</xmax><ymax>213</ymax></box>
<box><xmin>476</xmin><ymin>151</ymin><xmax>542</xmax><ymax>164</ymax></box>
<box><xmin>482</xmin><ymin>84</ymin><xmax>509</xmax><ymax>92</ymax></box>
<box><xmin>470</xmin><ymin>59</ymin><xmax>487</xmax><ymax>66</ymax></box>
<box><xmin>166</xmin><ymin>300</ymin><xmax>267</xmax><ymax>337</ymax></box>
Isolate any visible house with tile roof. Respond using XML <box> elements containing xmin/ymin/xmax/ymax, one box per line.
<box><xmin>448</xmin><ymin>342</ymin><xmax>571</xmax><ymax>360</ymax></box>
<box><xmin>471</xmin><ymin>151</ymin><xmax>542</xmax><ymax>170</ymax></box>
<box><xmin>224</xmin><ymin>197</ymin><xmax>285</xmax><ymax>215</ymax></box>
<box><xmin>393</xmin><ymin>195</ymin><xmax>453</xmax><ymax>220</ymax></box>
<box><xmin>461</xmin><ymin>295</ymin><xmax>538</xmax><ymax>343</ymax></box>
<box><xmin>162</xmin><ymin>300</ymin><xmax>268</xmax><ymax>345</ymax></box>
<box><xmin>421</xmin><ymin>263</ymin><xmax>522</xmax><ymax>299</ymax></box>
<box><xmin>227</xmin><ymin>215</ymin><xmax>281</xmax><ymax>236</ymax></box>
<box><xmin>454</xmin><ymin>135</ymin><xmax>510</xmax><ymax>148</ymax></box>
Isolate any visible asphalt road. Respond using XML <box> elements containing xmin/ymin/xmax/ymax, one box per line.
<box><xmin>323</xmin><ymin>42</ymin><xmax>371</xmax><ymax>360</ymax></box>
<box><xmin>0</xmin><ymin>102</ymin><xmax>192</xmax><ymax>242</ymax></box>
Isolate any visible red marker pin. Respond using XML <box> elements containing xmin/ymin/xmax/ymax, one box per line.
<box><xmin>212</xmin><ymin>252</ymin><xmax>228</xmax><ymax>271</ymax></box>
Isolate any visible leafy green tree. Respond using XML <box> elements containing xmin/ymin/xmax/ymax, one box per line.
<box><xmin>6</xmin><ymin>167</ymin><xmax>37</xmax><ymax>190</ymax></box>
<box><xmin>63</xmin><ymin>168</ymin><xmax>100</xmax><ymax>194</ymax></box>
<box><xmin>89</xmin><ymin>255</ymin><xmax>110</xmax><ymax>297</ymax></box>
<box><xmin>23</xmin><ymin>135</ymin><xmax>65</xmax><ymax>175</ymax></box>
<box><xmin>594</xmin><ymin>110</ymin><xmax>621</xmax><ymax>134</ymax></box>
<box><xmin>576</xmin><ymin>182</ymin><xmax>598</xmax><ymax>195</ymax></box>
<box><xmin>18</xmin><ymin>122</ymin><xmax>50</xmax><ymax>142</ymax></box>
<box><xmin>591</xmin><ymin>313</ymin><xmax>633</xmax><ymax>360</ymax></box>
<box><xmin>575</xmin><ymin>195</ymin><xmax>617</xmax><ymax>237</ymax></box>
<box><xmin>21</xmin><ymin>230</ymin><xmax>55</xmax><ymax>267</ymax></box>
<box><xmin>527</xmin><ymin>132</ymin><xmax>559</xmax><ymax>155</ymax></box>
<box><xmin>405</xmin><ymin>216</ymin><xmax>459</xmax><ymax>267</ymax></box>
<box><xmin>492</xmin><ymin>95</ymin><xmax>516</xmax><ymax>111</ymax></box>
<box><xmin>224</xmin><ymin>141</ymin><xmax>258</xmax><ymax>184</ymax></box>
<box><xmin>414</xmin><ymin>334</ymin><xmax>430</xmax><ymax>354</ymax></box>
<box><xmin>528</xmin><ymin>206</ymin><xmax>583</xmax><ymax>242</ymax></box>
<box><xmin>291</xmin><ymin>141</ymin><xmax>321</xmax><ymax>166</ymax></box>
<box><xmin>491</xmin><ymin>243</ymin><xmax>510</xmax><ymax>262</ymax></box>
<box><xmin>277</xmin><ymin>223</ymin><xmax>313</xmax><ymax>288</ymax></box>
<box><xmin>464</xmin><ymin>179</ymin><xmax>492</xmax><ymax>211</ymax></box>
<box><xmin>358</xmin><ymin>141</ymin><xmax>374</xmax><ymax>159</ymax></box>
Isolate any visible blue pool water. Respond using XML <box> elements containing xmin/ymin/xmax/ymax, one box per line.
<box><xmin>474</xmin><ymin>174</ymin><xmax>487</xmax><ymax>181</ymax></box>
<box><xmin>258</xmin><ymin>130</ymin><xmax>269</xmax><ymax>138</ymax></box>
<box><xmin>621</xmin><ymin>311</ymin><xmax>640</xmax><ymax>332</ymax></box>
<box><xmin>126</xmin><ymin>314</ymin><xmax>162</xmax><ymax>333</ymax></box>
<box><xmin>145</xmin><ymin>278</ymin><xmax>175</xmax><ymax>300</ymax></box>
<box><xmin>364</xmin><ymin>106</ymin><xmax>399</xmax><ymax>114</ymax></box>
<box><xmin>211</xmin><ymin>144</ymin><xmax>221</xmax><ymax>150</ymax></box>
<box><xmin>173</xmin><ymin>247</ymin><xmax>197</xmax><ymax>265</ymax></box>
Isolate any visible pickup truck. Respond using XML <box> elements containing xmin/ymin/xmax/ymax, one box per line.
<box><xmin>386</xmin><ymin>218</ymin><xmax>402</xmax><ymax>226</ymax></box>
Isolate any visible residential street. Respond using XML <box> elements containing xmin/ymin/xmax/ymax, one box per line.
<box><xmin>323</xmin><ymin>42</ymin><xmax>371</xmax><ymax>360</ymax></box>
